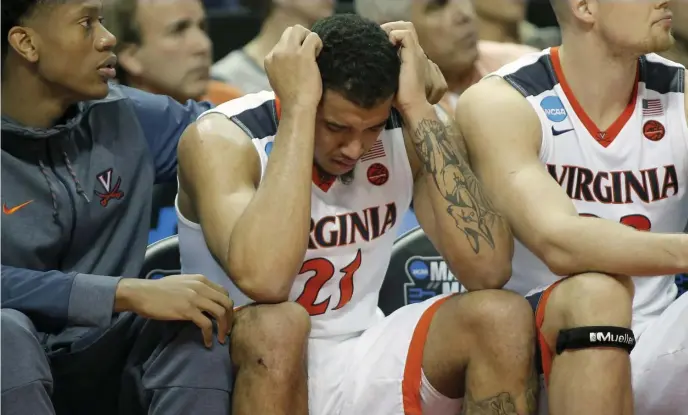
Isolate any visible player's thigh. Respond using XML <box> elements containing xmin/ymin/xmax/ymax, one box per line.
<box><xmin>338</xmin><ymin>294</ymin><xmax>458</xmax><ymax>415</ymax></box>
<box><xmin>632</xmin><ymin>293</ymin><xmax>688</xmax><ymax>415</ymax></box>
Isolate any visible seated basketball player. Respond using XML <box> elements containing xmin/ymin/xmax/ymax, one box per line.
<box><xmin>458</xmin><ymin>0</ymin><xmax>688</xmax><ymax>414</ymax></box>
<box><xmin>177</xmin><ymin>14</ymin><xmax>538</xmax><ymax>415</ymax></box>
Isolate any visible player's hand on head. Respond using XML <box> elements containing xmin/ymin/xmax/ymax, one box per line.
<box><xmin>381</xmin><ymin>21</ymin><xmax>432</xmax><ymax>113</ymax></box>
<box><xmin>121</xmin><ymin>275</ymin><xmax>234</xmax><ymax>348</ymax></box>
<box><xmin>265</xmin><ymin>24</ymin><xmax>324</xmax><ymax>112</ymax></box>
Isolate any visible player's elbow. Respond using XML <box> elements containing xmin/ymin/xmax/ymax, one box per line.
<box><xmin>231</xmin><ymin>271</ymin><xmax>292</xmax><ymax>304</ymax></box>
<box><xmin>540</xmin><ymin>247</ymin><xmax>579</xmax><ymax>276</ymax></box>
<box><xmin>454</xmin><ymin>259</ymin><xmax>512</xmax><ymax>291</ymax></box>
<box><xmin>534</xmin><ymin>229</ymin><xmax>581</xmax><ymax>276</ymax></box>
<box><xmin>226</xmin><ymin>245</ymin><xmax>299</xmax><ymax>303</ymax></box>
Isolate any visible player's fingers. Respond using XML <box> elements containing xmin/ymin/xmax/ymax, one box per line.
<box><xmin>197</xmin><ymin>275</ymin><xmax>230</xmax><ymax>296</ymax></box>
<box><xmin>382</xmin><ymin>22</ymin><xmax>418</xmax><ymax>43</ymax></box>
<box><xmin>276</xmin><ymin>26</ymin><xmax>294</xmax><ymax>47</ymax></box>
<box><xmin>381</xmin><ymin>21</ymin><xmax>412</xmax><ymax>34</ymax></box>
<box><xmin>388</xmin><ymin>29</ymin><xmax>414</xmax><ymax>48</ymax></box>
<box><xmin>288</xmin><ymin>24</ymin><xmax>311</xmax><ymax>45</ymax></box>
<box><xmin>389</xmin><ymin>30</ymin><xmax>420</xmax><ymax>63</ymax></box>
<box><xmin>194</xmin><ymin>296</ymin><xmax>229</xmax><ymax>344</ymax></box>
<box><xmin>189</xmin><ymin>311</ymin><xmax>214</xmax><ymax>348</ymax></box>
<box><xmin>301</xmin><ymin>32</ymin><xmax>324</xmax><ymax>57</ymax></box>
<box><xmin>194</xmin><ymin>281</ymin><xmax>234</xmax><ymax>317</ymax></box>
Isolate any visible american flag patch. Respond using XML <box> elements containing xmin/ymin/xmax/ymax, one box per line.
<box><xmin>642</xmin><ymin>99</ymin><xmax>663</xmax><ymax>116</ymax></box>
<box><xmin>361</xmin><ymin>139</ymin><xmax>385</xmax><ymax>161</ymax></box>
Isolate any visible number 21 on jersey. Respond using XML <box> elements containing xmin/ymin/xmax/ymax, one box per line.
<box><xmin>295</xmin><ymin>249</ymin><xmax>362</xmax><ymax>316</ymax></box>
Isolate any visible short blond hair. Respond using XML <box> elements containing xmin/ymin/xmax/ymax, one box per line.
<box><xmin>354</xmin><ymin>0</ymin><xmax>413</xmax><ymax>24</ymax></box>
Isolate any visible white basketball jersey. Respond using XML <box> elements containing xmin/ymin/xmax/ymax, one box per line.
<box><xmin>177</xmin><ymin>91</ymin><xmax>414</xmax><ymax>338</ymax></box>
<box><xmin>493</xmin><ymin>48</ymin><xmax>688</xmax><ymax>336</ymax></box>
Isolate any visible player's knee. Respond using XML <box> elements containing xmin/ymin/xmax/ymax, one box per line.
<box><xmin>1</xmin><ymin>309</ymin><xmax>52</xmax><ymax>388</ymax></box>
<box><xmin>549</xmin><ymin>273</ymin><xmax>633</xmax><ymax>329</ymax></box>
<box><xmin>1</xmin><ymin>309</ymin><xmax>41</xmax><ymax>346</ymax></box>
<box><xmin>457</xmin><ymin>290</ymin><xmax>535</xmax><ymax>346</ymax></box>
<box><xmin>231</xmin><ymin>302</ymin><xmax>310</xmax><ymax>366</ymax></box>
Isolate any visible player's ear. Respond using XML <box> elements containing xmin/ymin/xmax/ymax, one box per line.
<box><xmin>571</xmin><ymin>0</ymin><xmax>595</xmax><ymax>25</ymax></box>
<box><xmin>7</xmin><ymin>26</ymin><xmax>40</xmax><ymax>63</ymax></box>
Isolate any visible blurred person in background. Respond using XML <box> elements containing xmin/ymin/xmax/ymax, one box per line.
<box><xmin>103</xmin><ymin>0</ymin><xmax>243</xmax><ymax>105</ymax></box>
<box><xmin>355</xmin><ymin>0</ymin><xmax>537</xmax><ymax>113</ymax></box>
<box><xmin>103</xmin><ymin>0</ymin><xmax>244</xmax><ymax>245</ymax></box>
<box><xmin>211</xmin><ymin>0</ymin><xmax>335</xmax><ymax>93</ymax></box>
<box><xmin>663</xmin><ymin>0</ymin><xmax>688</xmax><ymax>67</ymax></box>
<box><xmin>474</xmin><ymin>0</ymin><xmax>561</xmax><ymax>49</ymax></box>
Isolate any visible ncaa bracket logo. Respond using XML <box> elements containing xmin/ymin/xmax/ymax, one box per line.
<box><xmin>540</xmin><ymin>96</ymin><xmax>568</xmax><ymax>123</ymax></box>
<box><xmin>404</xmin><ymin>256</ymin><xmax>464</xmax><ymax>305</ymax></box>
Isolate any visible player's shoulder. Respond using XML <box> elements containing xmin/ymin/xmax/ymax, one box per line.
<box><xmin>641</xmin><ymin>53</ymin><xmax>685</xmax><ymax>95</ymax></box>
<box><xmin>456</xmin><ymin>77</ymin><xmax>542</xmax><ymax>150</ymax></box>
<box><xmin>458</xmin><ymin>76</ymin><xmax>535</xmax><ymax>120</ymax></box>
<box><xmin>200</xmin><ymin>90</ymin><xmax>279</xmax><ymax>140</ymax></box>
<box><xmin>206</xmin><ymin>90</ymin><xmax>277</xmax><ymax>120</ymax></box>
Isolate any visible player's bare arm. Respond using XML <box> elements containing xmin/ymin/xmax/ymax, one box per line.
<box><xmin>178</xmin><ymin>25</ymin><xmax>324</xmax><ymax>303</ymax></box>
<box><xmin>382</xmin><ymin>22</ymin><xmax>513</xmax><ymax>290</ymax></box>
<box><xmin>459</xmin><ymin>76</ymin><xmax>688</xmax><ymax>277</ymax></box>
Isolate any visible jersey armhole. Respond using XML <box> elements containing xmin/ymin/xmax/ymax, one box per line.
<box><xmin>523</xmin><ymin>96</ymin><xmax>550</xmax><ymax>162</ymax></box>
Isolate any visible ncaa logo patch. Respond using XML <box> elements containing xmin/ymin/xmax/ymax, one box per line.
<box><xmin>404</xmin><ymin>256</ymin><xmax>464</xmax><ymax>305</ymax></box>
<box><xmin>265</xmin><ymin>141</ymin><xmax>274</xmax><ymax>156</ymax></box>
<box><xmin>540</xmin><ymin>96</ymin><xmax>568</xmax><ymax>123</ymax></box>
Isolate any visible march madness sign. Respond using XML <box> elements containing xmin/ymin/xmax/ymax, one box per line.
<box><xmin>404</xmin><ymin>256</ymin><xmax>466</xmax><ymax>304</ymax></box>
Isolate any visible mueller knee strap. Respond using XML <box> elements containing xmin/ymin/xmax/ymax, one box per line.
<box><xmin>556</xmin><ymin>326</ymin><xmax>636</xmax><ymax>354</ymax></box>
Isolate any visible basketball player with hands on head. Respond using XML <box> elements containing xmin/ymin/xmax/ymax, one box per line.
<box><xmin>458</xmin><ymin>0</ymin><xmax>688</xmax><ymax>414</ymax></box>
<box><xmin>177</xmin><ymin>13</ymin><xmax>538</xmax><ymax>415</ymax></box>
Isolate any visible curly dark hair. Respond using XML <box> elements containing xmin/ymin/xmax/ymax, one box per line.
<box><xmin>1</xmin><ymin>0</ymin><xmax>52</xmax><ymax>63</ymax></box>
<box><xmin>311</xmin><ymin>13</ymin><xmax>400</xmax><ymax>109</ymax></box>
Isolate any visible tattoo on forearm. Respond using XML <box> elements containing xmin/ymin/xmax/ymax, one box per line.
<box><xmin>412</xmin><ymin>118</ymin><xmax>501</xmax><ymax>254</ymax></box>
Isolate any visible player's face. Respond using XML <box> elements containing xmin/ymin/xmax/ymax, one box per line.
<box><xmin>124</xmin><ymin>0</ymin><xmax>212</xmax><ymax>102</ymax></box>
<box><xmin>595</xmin><ymin>0</ymin><xmax>674</xmax><ymax>54</ymax></box>
<box><xmin>412</xmin><ymin>0</ymin><xmax>479</xmax><ymax>76</ymax></box>
<box><xmin>669</xmin><ymin>0</ymin><xmax>688</xmax><ymax>40</ymax></box>
<box><xmin>473</xmin><ymin>0</ymin><xmax>527</xmax><ymax>24</ymax></box>
<box><xmin>314</xmin><ymin>90</ymin><xmax>393</xmax><ymax>177</ymax></box>
<box><xmin>31</xmin><ymin>0</ymin><xmax>117</xmax><ymax>100</ymax></box>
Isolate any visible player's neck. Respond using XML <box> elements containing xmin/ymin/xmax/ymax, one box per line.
<box><xmin>557</xmin><ymin>41</ymin><xmax>638</xmax><ymax>129</ymax></box>
<box><xmin>245</xmin><ymin>10</ymin><xmax>314</xmax><ymax>68</ymax></box>
<box><xmin>1</xmin><ymin>62</ymin><xmax>73</xmax><ymax>129</ymax></box>
<box><xmin>476</xmin><ymin>18</ymin><xmax>520</xmax><ymax>44</ymax></box>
